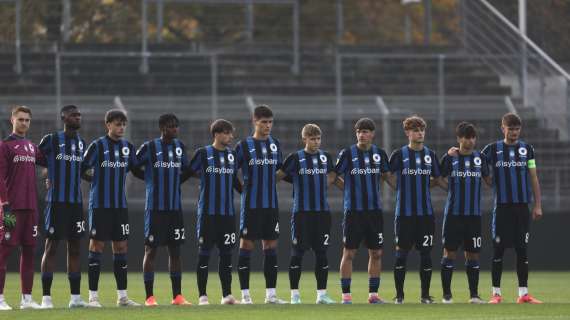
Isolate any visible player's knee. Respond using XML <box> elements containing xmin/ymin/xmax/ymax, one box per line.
<box><xmin>88</xmin><ymin>251</ymin><xmax>101</xmax><ymax>266</ymax></box>
<box><xmin>342</xmin><ymin>248</ymin><xmax>356</xmax><ymax>260</ymax></box>
<box><xmin>492</xmin><ymin>246</ymin><xmax>505</xmax><ymax>261</ymax></box>
<box><xmin>443</xmin><ymin>249</ymin><xmax>456</xmax><ymax>260</ymax></box>
<box><xmin>441</xmin><ymin>257</ymin><xmax>454</xmax><ymax>270</ymax></box>
<box><xmin>515</xmin><ymin>247</ymin><xmax>528</xmax><ymax>261</ymax></box>
<box><xmin>168</xmin><ymin>245</ymin><xmax>181</xmax><ymax>259</ymax></box>
<box><xmin>369</xmin><ymin>249</ymin><xmax>383</xmax><ymax>260</ymax></box>
<box><xmin>240</xmin><ymin>239</ymin><xmax>254</xmax><ymax>251</ymax></box>
<box><xmin>314</xmin><ymin>250</ymin><xmax>328</xmax><ymax>265</ymax></box>
<box><xmin>67</xmin><ymin>245</ymin><xmax>80</xmax><ymax>258</ymax></box>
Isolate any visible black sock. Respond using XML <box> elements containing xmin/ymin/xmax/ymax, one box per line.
<box><xmin>144</xmin><ymin>272</ymin><xmax>154</xmax><ymax>298</ymax></box>
<box><xmin>440</xmin><ymin>257</ymin><xmax>454</xmax><ymax>296</ymax></box>
<box><xmin>314</xmin><ymin>251</ymin><xmax>328</xmax><ymax>290</ymax></box>
<box><xmin>492</xmin><ymin>246</ymin><xmax>504</xmax><ymax>288</ymax></box>
<box><xmin>218</xmin><ymin>253</ymin><xmax>232</xmax><ymax>297</ymax></box>
<box><xmin>263</xmin><ymin>249</ymin><xmax>278</xmax><ymax>289</ymax></box>
<box><xmin>88</xmin><ymin>251</ymin><xmax>101</xmax><ymax>291</ymax></box>
<box><xmin>340</xmin><ymin>278</ymin><xmax>351</xmax><ymax>294</ymax></box>
<box><xmin>238</xmin><ymin>249</ymin><xmax>251</xmax><ymax>290</ymax></box>
<box><xmin>465</xmin><ymin>260</ymin><xmax>480</xmax><ymax>297</ymax></box>
<box><xmin>515</xmin><ymin>247</ymin><xmax>529</xmax><ymax>287</ymax></box>
<box><xmin>369</xmin><ymin>277</ymin><xmax>380</xmax><ymax>293</ymax></box>
<box><xmin>288</xmin><ymin>252</ymin><xmax>303</xmax><ymax>290</ymax></box>
<box><xmin>113</xmin><ymin>253</ymin><xmax>128</xmax><ymax>290</ymax></box>
<box><xmin>197</xmin><ymin>253</ymin><xmax>210</xmax><ymax>297</ymax></box>
<box><xmin>42</xmin><ymin>272</ymin><xmax>53</xmax><ymax>296</ymax></box>
<box><xmin>68</xmin><ymin>272</ymin><xmax>81</xmax><ymax>295</ymax></box>
<box><xmin>170</xmin><ymin>272</ymin><xmax>181</xmax><ymax>299</ymax></box>
<box><xmin>394</xmin><ymin>251</ymin><xmax>408</xmax><ymax>299</ymax></box>
<box><xmin>420</xmin><ymin>252</ymin><xmax>433</xmax><ymax>298</ymax></box>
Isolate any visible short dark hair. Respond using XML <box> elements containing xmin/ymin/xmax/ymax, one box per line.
<box><xmin>253</xmin><ymin>105</ymin><xmax>273</xmax><ymax>119</ymax></box>
<box><xmin>210</xmin><ymin>119</ymin><xmax>234</xmax><ymax>137</ymax></box>
<box><xmin>456</xmin><ymin>121</ymin><xmax>477</xmax><ymax>138</ymax></box>
<box><xmin>354</xmin><ymin>118</ymin><xmax>375</xmax><ymax>131</ymax></box>
<box><xmin>158</xmin><ymin>113</ymin><xmax>179</xmax><ymax>129</ymax></box>
<box><xmin>502</xmin><ymin>112</ymin><xmax>522</xmax><ymax>127</ymax></box>
<box><xmin>11</xmin><ymin>105</ymin><xmax>32</xmax><ymax>117</ymax></box>
<box><xmin>403</xmin><ymin>115</ymin><xmax>426</xmax><ymax>131</ymax></box>
<box><xmin>105</xmin><ymin>109</ymin><xmax>127</xmax><ymax>124</ymax></box>
<box><xmin>60</xmin><ymin>105</ymin><xmax>79</xmax><ymax>117</ymax></box>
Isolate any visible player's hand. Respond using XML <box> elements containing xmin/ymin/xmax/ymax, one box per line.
<box><xmin>532</xmin><ymin>206</ymin><xmax>543</xmax><ymax>221</ymax></box>
<box><xmin>447</xmin><ymin>147</ymin><xmax>459</xmax><ymax>156</ymax></box>
<box><xmin>2</xmin><ymin>204</ymin><xmax>16</xmax><ymax>230</ymax></box>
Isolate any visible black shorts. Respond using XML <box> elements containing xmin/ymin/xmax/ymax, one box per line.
<box><xmin>240</xmin><ymin>208</ymin><xmax>279</xmax><ymax>240</ymax></box>
<box><xmin>342</xmin><ymin>210</ymin><xmax>384</xmax><ymax>250</ymax></box>
<box><xmin>44</xmin><ymin>203</ymin><xmax>85</xmax><ymax>240</ymax></box>
<box><xmin>145</xmin><ymin>210</ymin><xmax>185</xmax><ymax>247</ymax></box>
<box><xmin>492</xmin><ymin>204</ymin><xmax>530</xmax><ymax>249</ymax></box>
<box><xmin>394</xmin><ymin>215</ymin><xmax>435</xmax><ymax>251</ymax></box>
<box><xmin>292</xmin><ymin>211</ymin><xmax>331</xmax><ymax>252</ymax></box>
<box><xmin>198</xmin><ymin>214</ymin><xmax>237</xmax><ymax>252</ymax></box>
<box><xmin>89</xmin><ymin>208</ymin><xmax>129</xmax><ymax>241</ymax></box>
<box><xmin>442</xmin><ymin>215</ymin><xmax>482</xmax><ymax>253</ymax></box>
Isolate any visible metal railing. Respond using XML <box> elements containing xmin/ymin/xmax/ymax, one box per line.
<box><xmin>462</xmin><ymin>0</ymin><xmax>570</xmax><ymax>139</ymax></box>
<box><xmin>140</xmin><ymin>0</ymin><xmax>300</xmax><ymax>74</ymax></box>
<box><xmin>54</xmin><ymin>48</ymin><xmax>221</xmax><ymax>120</ymax></box>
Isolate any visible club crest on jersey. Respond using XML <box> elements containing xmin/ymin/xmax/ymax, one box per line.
<box><xmin>372</xmin><ymin>153</ymin><xmax>381</xmax><ymax>163</ymax></box>
<box><xmin>312</xmin><ymin>157</ymin><xmax>318</xmax><ymax>165</ymax></box>
<box><xmin>518</xmin><ymin>147</ymin><xmax>527</xmax><ymax>156</ymax></box>
<box><xmin>71</xmin><ymin>143</ymin><xmax>76</xmax><ymax>152</ymax></box>
<box><xmin>175</xmin><ymin>147</ymin><xmax>183</xmax><ymax>157</ymax></box>
<box><xmin>261</xmin><ymin>147</ymin><xmax>267</xmax><ymax>155</ymax></box>
<box><xmin>319</xmin><ymin>154</ymin><xmax>327</xmax><ymax>163</ymax></box>
<box><xmin>474</xmin><ymin>157</ymin><xmax>482</xmax><ymax>166</ymax></box>
<box><xmin>220</xmin><ymin>156</ymin><xmax>225</xmax><ymax>164</ymax></box>
<box><xmin>114</xmin><ymin>150</ymin><xmax>120</xmax><ymax>157</ymax></box>
<box><xmin>424</xmin><ymin>155</ymin><xmax>432</xmax><ymax>164</ymax></box>
<box><xmin>269</xmin><ymin>143</ymin><xmax>278</xmax><ymax>153</ymax></box>
<box><xmin>465</xmin><ymin>160</ymin><xmax>471</xmax><ymax>168</ymax></box>
<box><xmin>227</xmin><ymin>153</ymin><xmax>235</xmax><ymax>163</ymax></box>
<box><xmin>364</xmin><ymin>157</ymin><xmax>370</xmax><ymax>164</ymax></box>
<box><xmin>509</xmin><ymin>150</ymin><xmax>515</xmax><ymax>157</ymax></box>
<box><xmin>168</xmin><ymin>151</ymin><xmax>174</xmax><ymax>158</ymax></box>
<box><xmin>122</xmin><ymin>146</ymin><xmax>130</xmax><ymax>157</ymax></box>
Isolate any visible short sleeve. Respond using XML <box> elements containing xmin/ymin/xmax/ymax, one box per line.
<box><xmin>189</xmin><ymin>148</ymin><xmax>204</xmax><ymax>173</ymax></box>
<box><xmin>38</xmin><ymin>134</ymin><xmax>52</xmax><ymax>155</ymax></box>
<box><xmin>82</xmin><ymin>141</ymin><xmax>98</xmax><ymax>171</ymax></box>
<box><xmin>334</xmin><ymin>149</ymin><xmax>349</xmax><ymax>174</ymax></box>
<box><xmin>430</xmin><ymin>151</ymin><xmax>441</xmax><ymax>177</ymax></box>
<box><xmin>440</xmin><ymin>154</ymin><xmax>451</xmax><ymax>177</ymax></box>
<box><xmin>136</xmin><ymin>142</ymin><xmax>149</xmax><ymax>166</ymax></box>
<box><xmin>281</xmin><ymin>153</ymin><xmax>298</xmax><ymax>176</ymax></box>
<box><xmin>389</xmin><ymin>149</ymin><xmax>401</xmax><ymax>173</ymax></box>
<box><xmin>380</xmin><ymin>149</ymin><xmax>390</xmax><ymax>173</ymax></box>
<box><xmin>235</xmin><ymin>141</ymin><xmax>244</xmax><ymax>170</ymax></box>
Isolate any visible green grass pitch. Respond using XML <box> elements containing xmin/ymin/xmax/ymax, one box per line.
<box><xmin>1</xmin><ymin>271</ymin><xmax>569</xmax><ymax>319</ymax></box>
